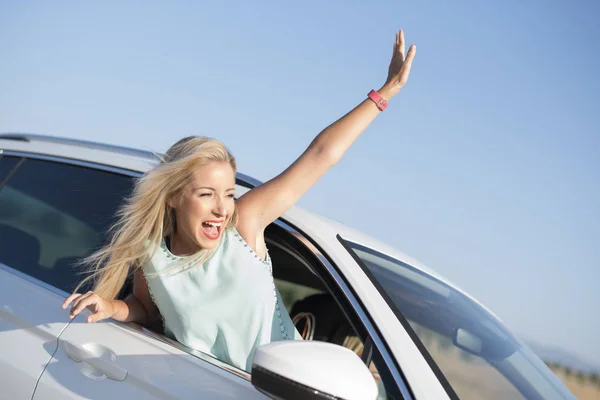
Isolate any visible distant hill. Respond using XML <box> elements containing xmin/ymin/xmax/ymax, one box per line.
<box><xmin>527</xmin><ymin>342</ymin><xmax>600</xmax><ymax>374</ymax></box>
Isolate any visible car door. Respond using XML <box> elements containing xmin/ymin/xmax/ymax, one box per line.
<box><xmin>0</xmin><ymin>265</ymin><xmax>71</xmax><ymax>400</ymax></box>
<box><xmin>0</xmin><ymin>154</ymin><xmax>266</xmax><ymax>399</ymax></box>
<box><xmin>0</xmin><ymin>154</ymin><xmax>73</xmax><ymax>400</ymax></box>
<box><xmin>0</xmin><ymin>153</ymin><xmax>134</xmax><ymax>400</ymax></box>
<box><xmin>34</xmin><ymin>316</ymin><xmax>267</xmax><ymax>399</ymax></box>
<box><xmin>0</xmin><ymin>152</ymin><xmax>73</xmax><ymax>400</ymax></box>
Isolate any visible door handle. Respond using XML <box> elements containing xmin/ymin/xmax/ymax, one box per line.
<box><xmin>62</xmin><ymin>341</ymin><xmax>128</xmax><ymax>381</ymax></box>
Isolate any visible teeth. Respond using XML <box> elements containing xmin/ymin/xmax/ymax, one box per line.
<box><xmin>205</xmin><ymin>222</ymin><xmax>222</xmax><ymax>227</ymax></box>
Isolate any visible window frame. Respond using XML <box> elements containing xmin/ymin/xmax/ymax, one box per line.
<box><xmin>0</xmin><ymin>150</ymin><xmax>412</xmax><ymax>398</ymax></box>
<box><xmin>272</xmin><ymin>221</ymin><xmax>413</xmax><ymax>400</ymax></box>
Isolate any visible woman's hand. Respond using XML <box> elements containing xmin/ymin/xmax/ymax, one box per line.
<box><xmin>62</xmin><ymin>291</ymin><xmax>116</xmax><ymax>323</ymax></box>
<box><xmin>381</xmin><ymin>29</ymin><xmax>416</xmax><ymax>98</ymax></box>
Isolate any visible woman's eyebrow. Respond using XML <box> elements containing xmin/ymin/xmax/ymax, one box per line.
<box><xmin>193</xmin><ymin>186</ymin><xmax>235</xmax><ymax>191</ymax></box>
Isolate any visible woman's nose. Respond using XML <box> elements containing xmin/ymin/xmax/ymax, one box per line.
<box><xmin>213</xmin><ymin>196</ymin><xmax>226</xmax><ymax>216</ymax></box>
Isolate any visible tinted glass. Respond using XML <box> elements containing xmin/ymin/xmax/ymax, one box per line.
<box><xmin>0</xmin><ymin>155</ymin><xmax>22</xmax><ymax>182</ymax></box>
<box><xmin>0</xmin><ymin>158</ymin><xmax>133</xmax><ymax>292</ymax></box>
<box><xmin>344</xmin><ymin>241</ymin><xmax>576</xmax><ymax>400</ymax></box>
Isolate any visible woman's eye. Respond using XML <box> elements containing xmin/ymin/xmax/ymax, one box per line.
<box><xmin>227</xmin><ymin>194</ymin><xmax>235</xmax><ymax>199</ymax></box>
<box><xmin>199</xmin><ymin>193</ymin><xmax>212</xmax><ymax>197</ymax></box>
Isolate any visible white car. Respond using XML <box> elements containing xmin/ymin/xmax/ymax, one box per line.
<box><xmin>0</xmin><ymin>133</ymin><xmax>575</xmax><ymax>400</ymax></box>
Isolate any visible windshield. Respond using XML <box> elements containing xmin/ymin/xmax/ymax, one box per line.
<box><xmin>343</xmin><ymin>240</ymin><xmax>575</xmax><ymax>400</ymax></box>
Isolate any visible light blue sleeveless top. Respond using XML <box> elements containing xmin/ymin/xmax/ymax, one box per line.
<box><xmin>142</xmin><ymin>227</ymin><xmax>301</xmax><ymax>372</ymax></box>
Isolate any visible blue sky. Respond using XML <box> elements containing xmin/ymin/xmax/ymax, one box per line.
<box><xmin>1</xmin><ymin>1</ymin><xmax>598</xmax><ymax>365</ymax></box>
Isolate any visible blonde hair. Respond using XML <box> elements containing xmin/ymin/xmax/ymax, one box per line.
<box><xmin>74</xmin><ymin>136</ymin><xmax>238</xmax><ymax>299</ymax></box>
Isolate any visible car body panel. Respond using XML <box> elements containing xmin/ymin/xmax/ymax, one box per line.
<box><xmin>0</xmin><ymin>134</ymin><xmax>159</xmax><ymax>174</ymax></box>
<box><xmin>0</xmin><ymin>264</ymin><xmax>72</xmax><ymax>400</ymax></box>
<box><xmin>33</xmin><ymin>313</ymin><xmax>267</xmax><ymax>399</ymax></box>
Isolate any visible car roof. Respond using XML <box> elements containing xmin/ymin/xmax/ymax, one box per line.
<box><xmin>0</xmin><ymin>132</ymin><xmax>162</xmax><ymax>173</ymax></box>
<box><xmin>0</xmin><ymin>132</ymin><xmax>499</xmax><ymax>320</ymax></box>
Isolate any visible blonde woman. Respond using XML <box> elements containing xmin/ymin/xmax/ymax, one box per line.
<box><xmin>62</xmin><ymin>30</ymin><xmax>416</xmax><ymax>372</ymax></box>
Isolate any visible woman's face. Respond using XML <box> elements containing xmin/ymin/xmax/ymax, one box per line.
<box><xmin>171</xmin><ymin>161</ymin><xmax>236</xmax><ymax>252</ymax></box>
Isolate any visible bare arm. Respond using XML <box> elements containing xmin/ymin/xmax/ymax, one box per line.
<box><xmin>237</xmin><ymin>30</ymin><xmax>416</xmax><ymax>238</ymax></box>
<box><xmin>62</xmin><ymin>268</ymin><xmax>160</xmax><ymax>326</ymax></box>
<box><xmin>111</xmin><ymin>268</ymin><xmax>160</xmax><ymax>326</ymax></box>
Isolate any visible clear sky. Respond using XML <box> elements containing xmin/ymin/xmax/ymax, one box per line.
<box><xmin>1</xmin><ymin>1</ymin><xmax>598</xmax><ymax>365</ymax></box>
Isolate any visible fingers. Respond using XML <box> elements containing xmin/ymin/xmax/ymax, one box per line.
<box><xmin>399</xmin><ymin>29</ymin><xmax>405</xmax><ymax>60</ymax></box>
<box><xmin>63</xmin><ymin>291</ymin><xmax>109</xmax><ymax>323</ymax></box>
<box><xmin>69</xmin><ymin>291</ymin><xmax>98</xmax><ymax>319</ymax></box>
<box><xmin>86</xmin><ymin>311</ymin><xmax>107</xmax><ymax>324</ymax></box>
<box><xmin>405</xmin><ymin>44</ymin><xmax>417</xmax><ymax>68</ymax></box>
<box><xmin>398</xmin><ymin>45</ymin><xmax>416</xmax><ymax>85</ymax></box>
<box><xmin>62</xmin><ymin>292</ymin><xmax>83</xmax><ymax>309</ymax></box>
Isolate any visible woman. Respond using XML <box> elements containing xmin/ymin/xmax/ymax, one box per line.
<box><xmin>63</xmin><ymin>30</ymin><xmax>416</xmax><ymax>372</ymax></box>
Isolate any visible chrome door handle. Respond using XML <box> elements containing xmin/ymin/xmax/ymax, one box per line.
<box><xmin>62</xmin><ymin>341</ymin><xmax>128</xmax><ymax>381</ymax></box>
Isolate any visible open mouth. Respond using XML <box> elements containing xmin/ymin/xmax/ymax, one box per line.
<box><xmin>202</xmin><ymin>220</ymin><xmax>223</xmax><ymax>240</ymax></box>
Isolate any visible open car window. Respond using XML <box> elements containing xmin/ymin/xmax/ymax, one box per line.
<box><xmin>265</xmin><ymin>223</ymin><xmax>389</xmax><ymax>399</ymax></box>
<box><xmin>342</xmin><ymin>239</ymin><xmax>576</xmax><ymax>400</ymax></box>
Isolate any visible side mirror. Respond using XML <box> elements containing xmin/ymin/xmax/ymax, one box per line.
<box><xmin>251</xmin><ymin>341</ymin><xmax>378</xmax><ymax>400</ymax></box>
<box><xmin>453</xmin><ymin>327</ymin><xmax>519</xmax><ymax>360</ymax></box>
<box><xmin>453</xmin><ymin>328</ymin><xmax>484</xmax><ymax>356</ymax></box>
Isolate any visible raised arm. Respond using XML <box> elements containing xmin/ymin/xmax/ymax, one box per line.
<box><xmin>237</xmin><ymin>30</ymin><xmax>416</xmax><ymax>235</ymax></box>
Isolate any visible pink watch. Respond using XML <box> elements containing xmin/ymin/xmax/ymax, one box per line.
<box><xmin>368</xmin><ymin>89</ymin><xmax>388</xmax><ymax>111</ymax></box>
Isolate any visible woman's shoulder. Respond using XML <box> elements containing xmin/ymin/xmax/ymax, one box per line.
<box><xmin>230</xmin><ymin>223</ymin><xmax>269</xmax><ymax>263</ymax></box>
<box><xmin>226</xmin><ymin>226</ymin><xmax>271</xmax><ymax>269</ymax></box>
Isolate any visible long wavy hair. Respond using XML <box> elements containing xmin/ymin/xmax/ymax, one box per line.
<box><xmin>74</xmin><ymin>136</ymin><xmax>239</xmax><ymax>299</ymax></box>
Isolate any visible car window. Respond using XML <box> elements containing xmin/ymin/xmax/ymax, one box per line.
<box><xmin>343</xmin><ymin>240</ymin><xmax>576</xmax><ymax>400</ymax></box>
<box><xmin>0</xmin><ymin>157</ymin><xmax>133</xmax><ymax>292</ymax></box>
<box><xmin>0</xmin><ymin>155</ymin><xmax>22</xmax><ymax>182</ymax></box>
<box><xmin>266</xmin><ymin>227</ymin><xmax>390</xmax><ymax>399</ymax></box>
